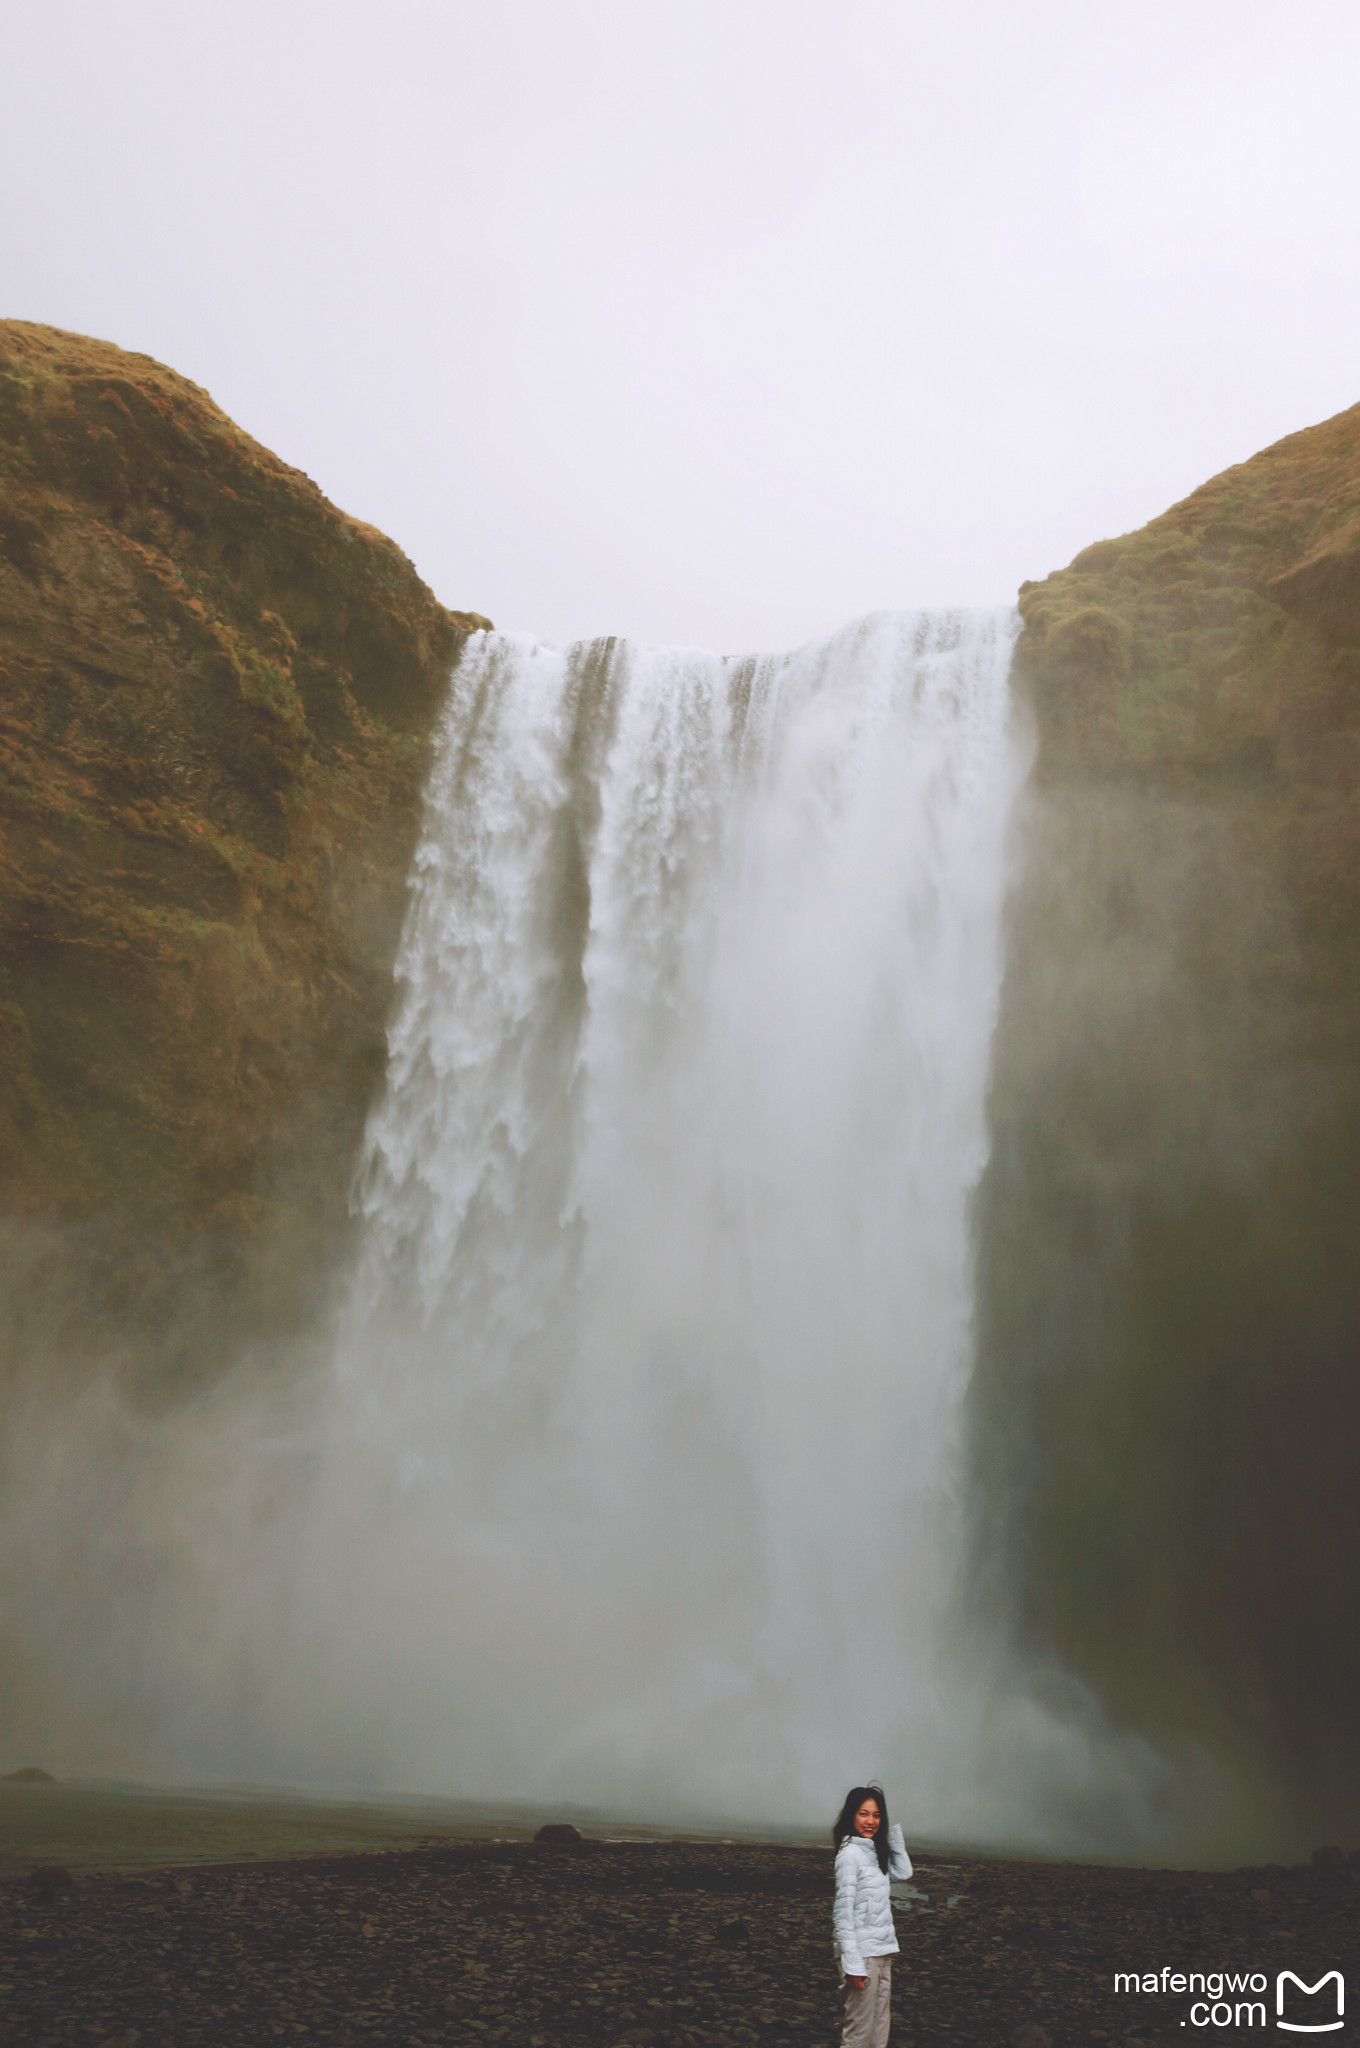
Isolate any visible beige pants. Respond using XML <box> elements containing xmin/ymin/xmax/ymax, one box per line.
<box><xmin>841</xmin><ymin>1952</ymin><xmax>893</xmax><ymax>2048</ymax></box>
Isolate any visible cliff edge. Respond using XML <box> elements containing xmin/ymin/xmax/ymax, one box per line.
<box><xmin>0</xmin><ymin>321</ymin><xmax>490</xmax><ymax>1392</ymax></box>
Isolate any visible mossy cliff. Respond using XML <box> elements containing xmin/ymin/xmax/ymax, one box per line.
<box><xmin>972</xmin><ymin>403</ymin><xmax>1360</xmax><ymax>1846</ymax></box>
<box><xmin>0</xmin><ymin>321</ymin><xmax>490</xmax><ymax>1392</ymax></box>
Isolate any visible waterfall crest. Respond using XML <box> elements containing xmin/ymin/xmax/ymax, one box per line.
<box><xmin>314</xmin><ymin>608</ymin><xmax>1037</xmax><ymax>1823</ymax></box>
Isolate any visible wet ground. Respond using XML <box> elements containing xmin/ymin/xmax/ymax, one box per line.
<box><xmin>0</xmin><ymin>1834</ymin><xmax>1354</xmax><ymax>2048</ymax></box>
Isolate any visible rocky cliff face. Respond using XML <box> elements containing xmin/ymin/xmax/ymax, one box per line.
<box><xmin>7</xmin><ymin>320</ymin><xmax>1355</xmax><ymax>1846</ymax></box>
<box><xmin>972</xmin><ymin>404</ymin><xmax>1360</xmax><ymax>1849</ymax></box>
<box><xmin>0</xmin><ymin>322</ymin><xmax>490</xmax><ymax>1395</ymax></box>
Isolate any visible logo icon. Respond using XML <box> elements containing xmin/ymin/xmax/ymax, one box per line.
<box><xmin>1277</xmin><ymin>1970</ymin><xmax>1344</xmax><ymax>2033</ymax></box>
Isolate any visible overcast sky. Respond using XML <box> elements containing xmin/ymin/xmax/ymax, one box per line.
<box><xmin>5</xmin><ymin>0</ymin><xmax>1360</xmax><ymax>649</ymax></box>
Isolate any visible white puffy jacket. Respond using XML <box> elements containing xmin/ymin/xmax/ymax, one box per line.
<box><xmin>832</xmin><ymin>1824</ymin><xmax>913</xmax><ymax>1977</ymax></box>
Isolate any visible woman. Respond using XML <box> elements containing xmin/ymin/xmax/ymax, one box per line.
<box><xmin>831</xmin><ymin>1784</ymin><xmax>912</xmax><ymax>2048</ymax></box>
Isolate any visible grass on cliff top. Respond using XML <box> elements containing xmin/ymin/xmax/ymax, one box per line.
<box><xmin>1016</xmin><ymin>399</ymin><xmax>1360</xmax><ymax>775</ymax></box>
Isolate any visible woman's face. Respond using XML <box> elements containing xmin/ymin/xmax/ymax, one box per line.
<box><xmin>854</xmin><ymin>1798</ymin><xmax>881</xmax><ymax>1838</ymax></box>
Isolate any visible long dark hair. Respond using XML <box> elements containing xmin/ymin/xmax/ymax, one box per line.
<box><xmin>832</xmin><ymin>1783</ymin><xmax>891</xmax><ymax>1873</ymax></box>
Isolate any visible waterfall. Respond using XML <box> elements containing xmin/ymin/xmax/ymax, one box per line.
<box><xmin>304</xmin><ymin>606</ymin><xmax>1039</xmax><ymax>1827</ymax></box>
<box><xmin>0</xmin><ymin>602</ymin><xmax>1181</xmax><ymax>1846</ymax></box>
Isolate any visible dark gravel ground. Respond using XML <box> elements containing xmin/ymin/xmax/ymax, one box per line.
<box><xmin>0</xmin><ymin>1839</ymin><xmax>1354</xmax><ymax>2048</ymax></box>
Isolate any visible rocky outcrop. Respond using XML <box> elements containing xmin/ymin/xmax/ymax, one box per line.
<box><xmin>0</xmin><ymin>322</ymin><xmax>490</xmax><ymax>1394</ymax></box>
<box><xmin>972</xmin><ymin>404</ymin><xmax>1360</xmax><ymax>1848</ymax></box>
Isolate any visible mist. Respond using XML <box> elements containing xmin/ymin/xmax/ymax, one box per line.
<box><xmin>3</xmin><ymin>0</ymin><xmax>1358</xmax><ymax>1876</ymax></box>
<box><xmin>0</xmin><ymin>611</ymin><xmax>1179</xmax><ymax>1854</ymax></box>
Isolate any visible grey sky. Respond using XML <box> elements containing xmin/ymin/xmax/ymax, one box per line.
<box><xmin>5</xmin><ymin>0</ymin><xmax>1359</xmax><ymax>649</ymax></box>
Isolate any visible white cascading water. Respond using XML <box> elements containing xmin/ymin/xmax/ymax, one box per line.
<box><xmin>0</xmin><ymin>604</ymin><xmax>1172</xmax><ymax>1844</ymax></box>
<box><xmin>290</xmin><ymin>605</ymin><xmax>1057</xmax><ymax>1829</ymax></box>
